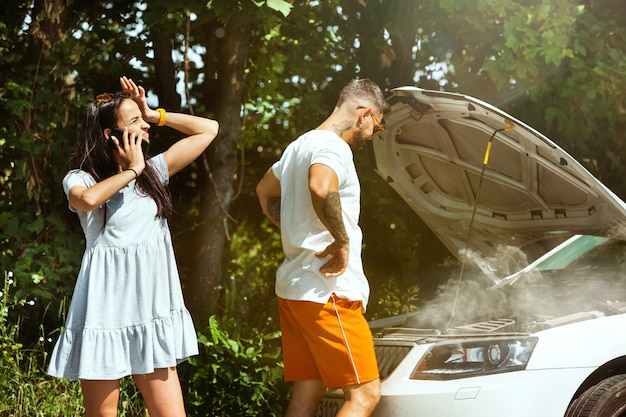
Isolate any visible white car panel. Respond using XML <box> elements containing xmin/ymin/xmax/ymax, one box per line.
<box><xmin>372</xmin><ymin>87</ymin><xmax>626</xmax><ymax>283</ymax></box>
<box><xmin>528</xmin><ymin>314</ymin><xmax>626</xmax><ymax>369</ymax></box>
<box><xmin>318</xmin><ymin>87</ymin><xmax>626</xmax><ymax>417</ymax></box>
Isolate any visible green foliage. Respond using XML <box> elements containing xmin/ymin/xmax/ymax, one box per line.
<box><xmin>430</xmin><ymin>0</ymin><xmax>626</xmax><ymax>196</ymax></box>
<box><xmin>370</xmin><ymin>277</ymin><xmax>420</xmax><ymax>321</ymax></box>
<box><xmin>0</xmin><ymin>271</ymin><xmax>83</xmax><ymax>416</ymax></box>
<box><xmin>206</xmin><ymin>0</ymin><xmax>293</xmax><ymax>16</ymax></box>
<box><xmin>2</xmin><ymin>267</ymin><xmax>281</xmax><ymax>416</ymax></box>
<box><xmin>2</xmin><ymin>0</ymin><xmax>626</xmax><ymax>411</ymax></box>
<box><xmin>182</xmin><ymin>315</ymin><xmax>288</xmax><ymax>416</ymax></box>
<box><xmin>218</xmin><ymin>220</ymin><xmax>283</xmax><ymax>331</ymax></box>
<box><xmin>0</xmin><ymin>271</ymin><xmax>149</xmax><ymax>416</ymax></box>
<box><xmin>185</xmin><ymin>218</ymin><xmax>288</xmax><ymax>414</ymax></box>
<box><xmin>264</xmin><ymin>0</ymin><xmax>293</xmax><ymax>17</ymax></box>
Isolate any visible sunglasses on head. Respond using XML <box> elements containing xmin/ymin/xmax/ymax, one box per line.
<box><xmin>94</xmin><ymin>93</ymin><xmax>114</xmax><ymax>106</ymax></box>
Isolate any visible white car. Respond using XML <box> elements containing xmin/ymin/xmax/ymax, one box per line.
<box><xmin>318</xmin><ymin>87</ymin><xmax>626</xmax><ymax>417</ymax></box>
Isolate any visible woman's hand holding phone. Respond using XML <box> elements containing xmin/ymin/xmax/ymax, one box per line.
<box><xmin>110</xmin><ymin>127</ymin><xmax>150</xmax><ymax>157</ymax></box>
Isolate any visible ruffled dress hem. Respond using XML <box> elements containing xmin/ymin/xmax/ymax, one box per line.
<box><xmin>47</xmin><ymin>307</ymin><xmax>198</xmax><ymax>381</ymax></box>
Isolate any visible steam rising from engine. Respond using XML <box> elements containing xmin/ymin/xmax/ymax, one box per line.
<box><xmin>403</xmin><ymin>241</ymin><xmax>626</xmax><ymax>334</ymax></box>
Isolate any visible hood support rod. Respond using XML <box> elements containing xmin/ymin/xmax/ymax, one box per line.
<box><xmin>444</xmin><ymin>119</ymin><xmax>514</xmax><ymax>333</ymax></box>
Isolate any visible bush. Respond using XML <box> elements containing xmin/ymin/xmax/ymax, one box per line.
<box><xmin>181</xmin><ymin>315</ymin><xmax>289</xmax><ymax>417</ymax></box>
<box><xmin>0</xmin><ymin>271</ymin><xmax>84</xmax><ymax>416</ymax></box>
<box><xmin>0</xmin><ymin>270</ymin><xmax>148</xmax><ymax>416</ymax></box>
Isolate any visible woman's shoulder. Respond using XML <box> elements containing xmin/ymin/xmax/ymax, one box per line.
<box><xmin>63</xmin><ymin>169</ymin><xmax>96</xmax><ymax>191</ymax></box>
<box><xmin>147</xmin><ymin>153</ymin><xmax>168</xmax><ymax>184</ymax></box>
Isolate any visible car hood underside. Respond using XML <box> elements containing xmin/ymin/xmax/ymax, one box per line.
<box><xmin>372</xmin><ymin>87</ymin><xmax>626</xmax><ymax>283</ymax></box>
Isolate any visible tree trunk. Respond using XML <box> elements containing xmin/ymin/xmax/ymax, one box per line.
<box><xmin>385</xmin><ymin>0</ymin><xmax>419</xmax><ymax>87</ymax></box>
<box><xmin>152</xmin><ymin>29</ymin><xmax>182</xmax><ymax>111</ymax></box>
<box><xmin>185</xmin><ymin>11</ymin><xmax>251</xmax><ymax>325</ymax></box>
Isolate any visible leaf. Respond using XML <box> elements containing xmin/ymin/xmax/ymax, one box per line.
<box><xmin>26</xmin><ymin>217</ymin><xmax>44</xmax><ymax>234</ymax></box>
<box><xmin>586</xmin><ymin>89</ymin><xmax>597</xmax><ymax>100</ymax></box>
<box><xmin>266</xmin><ymin>0</ymin><xmax>292</xmax><ymax>17</ymax></box>
<box><xmin>225</xmin><ymin>338</ymin><xmax>240</xmax><ymax>354</ymax></box>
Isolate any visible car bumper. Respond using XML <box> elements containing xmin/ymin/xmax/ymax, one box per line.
<box><xmin>320</xmin><ymin>367</ymin><xmax>595</xmax><ymax>417</ymax></box>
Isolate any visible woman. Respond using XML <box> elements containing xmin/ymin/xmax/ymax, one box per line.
<box><xmin>48</xmin><ymin>76</ymin><xmax>219</xmax><ymax>417</ymax></box>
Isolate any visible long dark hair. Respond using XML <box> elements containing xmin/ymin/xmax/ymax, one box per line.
<box><xmin>67</xmin><ymin>91</ymin><xmax>173</xmax><ymax>218</ymax></box>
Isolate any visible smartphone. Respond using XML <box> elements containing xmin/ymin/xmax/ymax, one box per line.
<box><xmin>109</xmin><ymin>127</ymin><xmax>150</xmax><ymax>156</ymax></box>
<box><xmin>110</xmin><ymin>128</ymin><xmax>125</xmax><ymax>146</ymax></box>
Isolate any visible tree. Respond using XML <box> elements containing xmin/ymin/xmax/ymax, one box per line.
<box><xmin>2</xmin><ymin>0</ymin><xmax>625</xmax><ymax>337</ymax></box>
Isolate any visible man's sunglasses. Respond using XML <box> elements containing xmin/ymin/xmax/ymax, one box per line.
<box><xmin>369</xmin><ymin>111</ymin><xmax>384</xmax><ymax>134</ymax></box>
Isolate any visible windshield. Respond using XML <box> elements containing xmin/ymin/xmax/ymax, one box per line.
<box><xmin>534</xmin><ymin>235</ymin><xmax>610</xmax><ymax>271</ymax></box>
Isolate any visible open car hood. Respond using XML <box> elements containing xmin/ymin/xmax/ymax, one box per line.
<box><xmin>372</xmin><ymin>87</ymin><xmax>626</xmax><ymax>284</ymax></box>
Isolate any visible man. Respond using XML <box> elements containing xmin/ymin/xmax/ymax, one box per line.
<box><xmin>256</xmin><ymin>79</ymin><xmax>390</xmax><ymax>417</ymax></box>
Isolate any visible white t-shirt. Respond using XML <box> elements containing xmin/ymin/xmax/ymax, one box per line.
<box><xmin>271</xmin><ymin>130</ymin><xmax>370</xmax><ymax>309</ymax></box>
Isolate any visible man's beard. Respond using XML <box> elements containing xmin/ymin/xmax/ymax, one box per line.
<box><xmin>350</xmin><ymin>130</ymin><xmax>371</xmax><ymax>151</ymax></box>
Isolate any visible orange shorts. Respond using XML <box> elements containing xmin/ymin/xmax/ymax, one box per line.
<box><xmin>277</xmin><ymin>295</ymin><xmax>379</xmax><ymax>388</ymax></box>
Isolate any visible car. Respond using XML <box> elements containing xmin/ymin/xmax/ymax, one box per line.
<box><xmin>317</xmin><ymin>87</ymin><xmax>626</xmax><ymax>417</ymax></box>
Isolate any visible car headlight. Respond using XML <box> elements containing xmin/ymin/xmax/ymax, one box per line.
<box><xmin>410</xmin><ymin>336</ymin><xmax>538</xmax><ymax>380</ymax></box>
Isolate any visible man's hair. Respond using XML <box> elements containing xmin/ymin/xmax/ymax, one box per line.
<box><xmin>336</xmin><ymin>78</ymin><xmax>391</xmax><ymax>115</ymax></box>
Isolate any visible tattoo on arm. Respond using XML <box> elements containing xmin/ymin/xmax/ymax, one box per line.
<box><xmin>322</xmin><ymin>191</ymin><xmax>349</xmax><ymax>244</ymax></box>
<box><xmin>266</xmin><ymin>196</ymin><xmax>281</xmax><ymax>226</ymax></box>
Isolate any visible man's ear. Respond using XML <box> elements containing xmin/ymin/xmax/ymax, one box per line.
<box><xmin>356</xmin><ymin>106</ymin><xmax>370</xmax><ymax>125</ymax></box>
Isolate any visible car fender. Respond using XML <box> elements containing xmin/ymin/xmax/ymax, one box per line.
<box><xmin>527</xmin><ymin>314</ymin><xmax>626</xmax><ymax>369</ymax></box>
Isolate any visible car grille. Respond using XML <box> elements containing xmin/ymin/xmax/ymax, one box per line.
<box><xmin>374</xmin><ymin>341</ymin><xmax>415</xmax><ymax>380</ymax></box>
